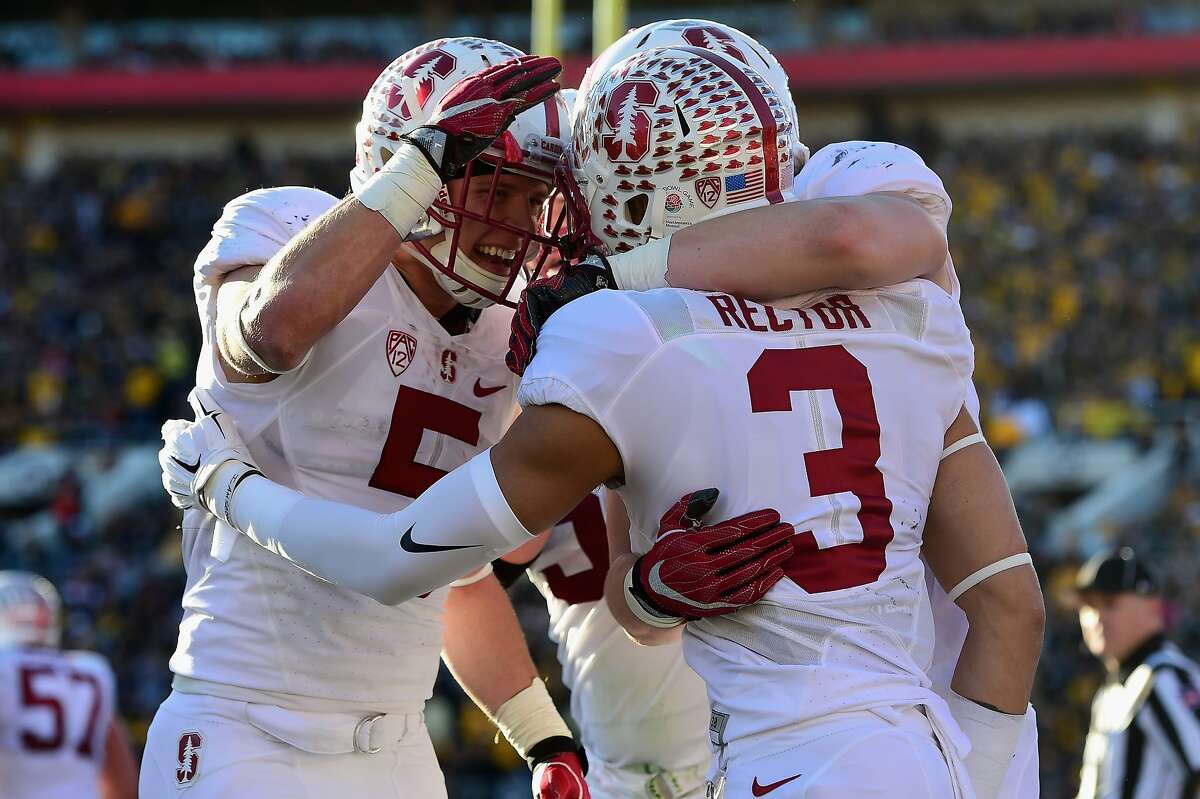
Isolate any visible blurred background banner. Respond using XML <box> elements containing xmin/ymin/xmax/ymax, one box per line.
<box><xmin>0</xmin><ymin>2</ymin><xmax>1197</xmax><ymax>797</ymax></box>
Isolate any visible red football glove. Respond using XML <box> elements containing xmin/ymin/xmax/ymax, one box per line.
<box><xmin>404</xmin><ymin>55</ymin><xmax>562</xmax><ymax>180</ymax></box>
<box><xmin>627</xmin><ymin>489</ymin><xmax>795</xmax><ymax>623</ymax></box>
<box><xmin>506</xmin><ymin>254</ymin><xmax>616</xmax><ymax>376</ymax></box>
<box><xmin>532</xmin><ymin>750</ymin><xmax>590</xmax><ymax>799</ymax></box>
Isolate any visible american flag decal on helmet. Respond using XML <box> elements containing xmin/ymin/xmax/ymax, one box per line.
<box><xmin>725</xmin><ymin>170</ymin><xmax>764</xmax><ymax>204</ymax></box>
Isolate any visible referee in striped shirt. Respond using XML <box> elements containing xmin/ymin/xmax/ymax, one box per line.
<box><xmin>1075</xmin><ymin>547</ymin><xmax>1200</xmax><ymax>799</ymax></box>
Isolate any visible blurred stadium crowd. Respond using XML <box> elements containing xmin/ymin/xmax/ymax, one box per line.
<box><xmin>0</xmin><ymin>122</ymin><xmax>1196</xmax><ymax>795</ymax></box>
<box><xmin>1</xmin><ymin>1</ymin><xmax>1199</xmax><ymax>70</ymax></box>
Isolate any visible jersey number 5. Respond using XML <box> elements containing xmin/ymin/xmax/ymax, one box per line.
<box><xmin>747</xmin><ymin>345</ymin><xmax>894</xmax><ymax>593</ymax></box>
<box><xmin>369</xmin><ymin>385</ymin><xmax>481</xmax><ymax>497</ymax></box>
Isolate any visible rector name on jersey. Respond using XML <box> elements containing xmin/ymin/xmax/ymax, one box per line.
<box><xmin>706</xmin><ymin>293</ymin><xmax>872</xmax><ymax>333</ymax></box>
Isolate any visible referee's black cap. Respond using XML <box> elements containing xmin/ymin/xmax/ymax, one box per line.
<box><xmin>1075</xmin><ymin>547</ymin><xmax>1161</xmax><ymax>596</ymax></box>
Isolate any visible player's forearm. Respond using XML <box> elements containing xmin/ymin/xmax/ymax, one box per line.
<box><xmin>441</xmin><ymin>574</ymin><xmax>539</xmax><ymax>714</ymax></box>
<box><xmin>660</xmin><ymin>194</ymin><xmax>946</xmax><ymax>300</ymax></box>
<box><xmin>603</xmin><ymin>552</ymin><xmax>683</xmax><ymax>646</ymax></box>
<box><xmin>98</xmin><ymin>719</ymin><xmax>138</xmax><ymax>799</ymax></box>
<box><xmin>216</xmin><ymin>451</ymin><xmax>531</xmax><ymax>606</ymax></box>
<box><xmin>948</xmin><ymin>576</ymin><xmax>1042</xmax><ymax>799</ymax></box>
<box><xmin>952</xmin><ymin>568</ymin><xmax>1045</xmax><ymax>714</ymax></box>
<box><xmin>238</xmin><ymin>144</ymin><xmax>441</xmax><ymax>371</ymax></box>
<box><xmin>239</xmin><ymin>199</ymin><xmax>403</xmax><ymax>370</ymax></box>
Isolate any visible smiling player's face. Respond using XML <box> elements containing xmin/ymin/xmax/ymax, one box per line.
<box><xmin>446</xmin><ymin>171</ymin><xmax>552</xmax><ymax>277</ymax></box>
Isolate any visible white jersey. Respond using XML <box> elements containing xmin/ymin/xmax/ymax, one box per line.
<box><xmin>171</xmin><ymin>187</ymin><xmax>520</xmax><ymax>713</ymax></box>
<box><xmin>527</xmin><ymin>491</ymin><xmax>711</xmax><ymax>770</ymax></box>
<box><xmin>519</xmin><ymin>282</ymin><xmax>973</xmax><ymax>750</ymax></box>
<box><xmin>795</xmin><ymin>144</ymin><xmax>1044</xmax><ymax>791</ymax></box>
<box><xmin>0</xmin><ymin>647</ymin><xmax>117</xmax><ymax>799</ymax></box>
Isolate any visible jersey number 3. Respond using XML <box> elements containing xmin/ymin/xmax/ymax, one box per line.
<box><xmin>747</xmin><ymin>345</ymin><xmax>894</xmax><ymax>593</ymax></box>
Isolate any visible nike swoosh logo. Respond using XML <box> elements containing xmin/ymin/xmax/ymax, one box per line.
<box><xmin>399</xmin><ymin>526</ymin><xmax>482</xmax><ymax>554</ymax></box>
<box><xmin>171</xmin><ymin>456</ymin><xmax>201</xmax><ymax>474</ymax></box>
<box><xmin>647</xmin><ymin>561</ymin><xmax>738</xmax><ymax>611</ymax></box>
<box><xmin>751</xmin><ymin>773</ymin><xmax>803</xmax><ymax>796</ymax></box>
<box><xmin>473</xmin><ymin>379</ymin><xmax>507</xmax><ymax>398</ymax></box>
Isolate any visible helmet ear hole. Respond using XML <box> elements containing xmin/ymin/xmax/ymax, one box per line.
<box><xmin>623</xmin><ymin>194</ymin><xmax>649</xmax><ymax>225</ymax></box>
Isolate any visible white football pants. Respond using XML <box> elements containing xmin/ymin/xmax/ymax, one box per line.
<box><xmin>588</xmin><ymin>759</ymin><xmax>708</xmax><ymax>799</ymax></box>
<box><xmin>139</xmin><ymin>691</ymin><xmax>447</xmax><ymax>799</ymax></box>
<box><xmin>708</xmin><ymin>707</ymin><xmax>963</xmax><ymax>799</ymax></box>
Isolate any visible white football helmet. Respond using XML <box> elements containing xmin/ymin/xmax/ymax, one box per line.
<box><xmin>579</xmin><ymin>20</ymin><xmax>807</xmax><ymax>168</ymax></box>
<box><xmin>562</xmin><ymin>45</ymin><xmax>800</xmax><ymax>256</ymax></box>
<box><xmin>352</xmin><ymin>37</ymin><xmax>571</xmax><ymax>308</ymax></box>
<box><xmin>0</xmin><ymin>571</ymin><xmax>61</xmax><ymax>649</ymax></box>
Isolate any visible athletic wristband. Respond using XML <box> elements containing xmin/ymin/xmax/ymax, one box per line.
<box><xmin>449</xmin><ymin>563</ymin><xmax>494</xmax><ymax>588</ymax></box>
<box><xmin>947</xmin><ymin>553</ymin><xmax>1033</xmax><ymax>602</ymax></box>
<box><xmin>605</xmin><ymin>235</ymin><xmax>672</xmax><ymax>291</ymax></box>
<box><xmin>492</xmin><ymin>557</ymin><xmax>535</xmax><ymax>590</ymax></box>
<box><xmin>231</xmin><ymin>303</ymin><xmax>311</xmax><ymax>375</ymax></box>
<box><xmin>353</xmin><ymin>143</ymin><xmax>442</xmax><ymax>237</ymax></box>
<box><xmin>941</xmin><ymin>431</ymin><xmax>986</xmax><ymax>460</ymax></box>
<box><xmin>201</xmin><ymin>460</ymin><xmax>265</xmax><ymax>528</ymax></box>
<box><xmin>623</xmin><ymin>562</ymin><xmax>685</xmax><ymax>629</ymax></box>
<box><xmin>526</xmin><ymin>736</ymin><xmax>588</xmax><ymax>774</ymax></box>
<box><xmin>493</xmin><ymin>678</ymin><xmax>573</xmax><ymax>761</ymax></box>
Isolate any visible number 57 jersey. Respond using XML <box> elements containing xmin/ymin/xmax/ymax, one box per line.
<box><xmin>517</xmin><ymin>281</ymin><xmax>974</xmax><ymax>749</ymax></box>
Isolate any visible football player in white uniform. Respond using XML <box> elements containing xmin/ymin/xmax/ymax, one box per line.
<box><xmin>505</xmin><ymin>20</ymin><xmax>1042</xmax><ymax>798</ymax></box>
<box><xmin>158</xmin><ymin>46</ymin><xmax>1043</xmax><ymax>798</ymax></box>
<box><xmin>0</xmin><ymin>572</ymin><xmax>137</xmax><ymax>799</ymax></box>
<box><xmin>139</xmin><ymin>39</ymin><xmax>595</xmax><ymax>799</ymax></box>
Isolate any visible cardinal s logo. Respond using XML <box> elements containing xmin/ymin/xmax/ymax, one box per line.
<box><xmin>176</xmin><ymin>731</ymin><xmax>203</xmax><ymax>785</ymax></box>
<box><xmin>602</xmin><ymin>80</ymin><xmax>659</xmax><ymax>163</ymax></box>
<box><xmin>397</xmin><ymin>49</ymin><xmax>458</xmax><ymax>119</ymax></box>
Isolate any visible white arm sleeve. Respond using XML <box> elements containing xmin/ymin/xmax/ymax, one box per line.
<box><xmin>224</xmin><ymin>450</ymin><xmax>532</xmax><ymax>606</ymax></box>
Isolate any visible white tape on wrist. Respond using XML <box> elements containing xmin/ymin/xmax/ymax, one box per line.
<box><xmin>947</xmin><ymin>553</ymin><xmax>1034</xmax><ymax>602</ymax></box>
<box><xmin>607</xmin><ymin>235</ymin><xmax>672</xmax><ymax>291</ymax></box>
<box><xmin>202</xmin><ymin>461</ymin><xmax>264</xmax><ymax>529</ymax></box>
<box><xmin>493</xmin><ymin>678</ymin><xmax>573</xmax><ymax>760</ymax></box>
<box><xmin>353</xmin><ymin>143</ymin><xmax>443</xmax><ymax>236</ymax></box>
<box><xmin>941</xmin><ymin>431</ymin><xmax>986</xmax><ymax>460</ymax></box>
<box><xmin>622</xmin><ymin>565</ymin><xmax>685</xmax><ymax>629</ymax></box>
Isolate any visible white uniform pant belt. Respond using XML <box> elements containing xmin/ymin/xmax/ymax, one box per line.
<box><xmin>242</xmin><ymin>703</ymin><xmax>419</xmax><ymax>755</ymax></box>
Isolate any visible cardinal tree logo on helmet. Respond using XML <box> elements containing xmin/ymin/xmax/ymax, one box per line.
<box><xmin>682</xmin><ymin>26</ymin><xmax>748</xmax><ymax>63</ymax></box>
<box><xmin>404</xmin><ymin>49</ymin><xmax>458</xmax><ymax>114</ymax></box>
<box><xmin>602</xmin><ymin>81</ymin><xmax>659</xmax><ymax>162</ymax></box>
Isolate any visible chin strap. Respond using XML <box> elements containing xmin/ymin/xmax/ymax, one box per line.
<box><xmin>411</xmin><ymin>237</ymin><xmax>511</xmax><ymax>309</ymax></box>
